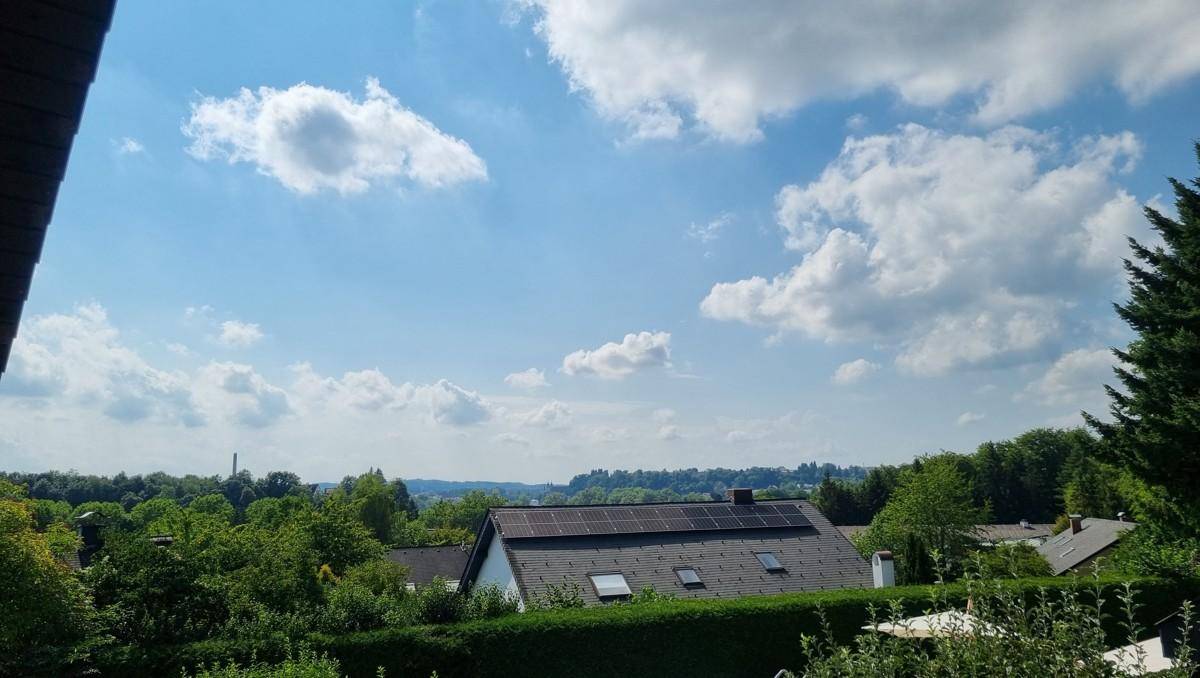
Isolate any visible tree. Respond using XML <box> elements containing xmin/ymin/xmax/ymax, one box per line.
<box><xmin>1085</xmin><ymin>144</ymin><xmax>1200</xmax><ymax>535</ymax></box>
<box><xmin>853</xmin><ymin>455</ymin><xmax>986</xmax><ymax>578</ymax></box>
<box><xmin>812</xmin><ymin>473</ymin><xmax>860</xmax><ymax>525</ymax></box>
<box><xmin>0</xmin><ymin>495</ymin><xmax>98</xmax><ymax>673</ymax></box>
<box><xmin>256</xmin><ymin>471</ymin><xmax>303</xmax><ymax>499</ymax></box>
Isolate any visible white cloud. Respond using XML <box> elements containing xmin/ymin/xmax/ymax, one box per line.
<box><xmin>290</xmin><ymin>363</ymin><xmax>413</xmax><ymax>413</ymax></box>
<box><xmin>2</xmin><ymin>304</ymin><xmax>203</xmax><ymax>426</ymax></box>
<box><xmin>562</xmin><ymin>331</ymin><xmax>672</xmax><ymax>379</ymax></box>
<box><xmin>519</xmin><ymin>1</ymin><xmax>1200</xmax><ymax>141</ymax></box>
<box><xmin>166</xmin><ymin>343</ymin><xmax>192</xmax><ymax>356</ymax></box>
<box><xmin>1023</xmin><ymin>348</ymin><xmax>1117</xmax><ymax>408</ymax></box>
<box><xmin>701</xmin><ymin>125</ymin><xmax>1149</xmax><ymax>375</ymax></box>
<box><xmin>657</xmin><ymin>425</ymin><xmax>680</xmax><ymax>441</ymax></box>
<box><xmin>845</xmin><ymin>114</ymin><xmax>868</xmax><ymax>131</ymax></box>
<box><xmin>652</xmin><ymin>408</ymin><xmax>676</xmax><ymax>424</ymax></box>
<box><xmin>831</xmin><ymin>358</ymin><xmax>879</xmax><ymax>385</ymax></box>
<box><xmin>183</xmin><ymin>78</ymin><xmax>487</xmax><ymax>194</ymax></box>
<box><xmin>415</xmin><ymin>380</ymin><xmax>492</xmax><ymax>426</ymax></box>
<box><xmin>519</xmin><ymin>400</ymin><xmax>573</xmax><ymax>429</ymax></box>
<box><xmin>196</xmin><ymin>362</ymin><xmax>292</xmax><ymax>428</ymax></box>
<box><xmin>956</xmin><ymin>411</ymin><xmax>986</xmax><ymax>426</ymax></box>
<box><xmin>494</xmin><ymin>432</ymin><xmax>531</xmax><ymax>447</ymax></box>
<box><xmin>217</xmin><ymin>320</ymin><xmax>264</xmax><ymax>348</ymax></box>
<box><xmin>686</xmin><ymin>212</ymin><xmax>732</xmax><ymax>245</ymax></box>
<box><xmin>504</xmin><ymin>368</ymin><xmax>549</xmax><ymax>390</ymax></box>
<box><xmin>115</xmin><ymin>137</ymin><xmax>144</xmax><ymax>154</ymax></box>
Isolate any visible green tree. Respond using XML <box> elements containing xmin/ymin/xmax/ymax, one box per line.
<box><xmin>1085</xmin><ymin>145</ymin><xmax>1200</xmax><ymax>535</ymax></box>
<box><xmin>812</xmin><ymin>472</ymin><xmax>860</xmax><ymax>524</ymax></box>
<box><xmin>854</xmin><ymin>455</ymin><xmax>986</xmax><ymax>578</ymax></box>
<box><xmin>189</xmin><ymin>494</ymin><xmax>236</xmax><ymax>524</ymax></box>
<box><xmin>0</xmin><ymin>494</ymin><xmax>98</xmax><ymax>672</ymax></box>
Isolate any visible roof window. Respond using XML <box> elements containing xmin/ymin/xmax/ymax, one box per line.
<box><xmin>588</xmin><ymin>572</ymin><xmax>632</xmax><ymax>599</ymax></box>
<box><xmin>675</xmin><ymin>567</ymin><xmax>703</xmax><ymax>587</ymax></box>
<box><xmin>756</xmin><ymin>552</ymin><xmax>786</xmax><ymax>572</ymax></box>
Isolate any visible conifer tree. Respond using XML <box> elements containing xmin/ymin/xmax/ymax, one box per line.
<box><xmin>1084</xmin><ymin>143</ymin><xmax>1200</xmax><ymax>534</ymax></box>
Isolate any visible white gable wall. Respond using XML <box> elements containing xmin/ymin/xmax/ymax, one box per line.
<box><xmin>475</xmin><ymin>533</ymin><xmax>524</xmax><ymax>610</ymax></box>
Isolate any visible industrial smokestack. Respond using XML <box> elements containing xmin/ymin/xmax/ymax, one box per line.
<box><xmin>232</xmin><ymin>452</ymin><xmax>238</xmax><ymax>477</ymax></box>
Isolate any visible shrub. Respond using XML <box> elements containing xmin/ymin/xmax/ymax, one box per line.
<box><xmin>531</xmin><ymin>580</ymin><xmax>585</xmax><ymax>610</ymax></box>
<box><xmin>968</xmin><ymin>543</ymin><xmax>1052</xmax><ymax>579</ymax></box>
<box><xmin>463</xmin><ymin>583</ymin><xmax>520</xmax><ymax>620</ymax></box>
<box><xmin>98</xmin><ymin>576</ymin><xmax>1199</xmax><ymax>678</ymax></box>
<box><xmin>415</xmin><ymin>578</ymin><xmax>465</xmax><ymax>624</ymax></box>
<box><xmin>186</xmin><ymin>648</ymin><xmax>344</xmax><ymax>678</ymax></box>
<box><xmin>790</xmin><ymin>578</ymin><xmax>1198</xmax><ymax>677</ymax></box>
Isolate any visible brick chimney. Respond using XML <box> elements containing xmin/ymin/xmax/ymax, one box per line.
<box><xmin>1069</xmin><ymin>514</ymin><xmax>1083</xmax><ymax>534</ymax></box>
<box><xmin>727</xmin><ymin>488</ymin><xmax>754</xmax><ymax>505</ymax></box>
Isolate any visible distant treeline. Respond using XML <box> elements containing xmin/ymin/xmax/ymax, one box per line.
<box><xmin>563</xmin><ymin>463</ymin><xmax>867</xmax><ymax>498</ymax></box>
<box><xmin>0</xmin><ymin>469</ymin><xmax>315</xmax><ymax>512</ymax></box>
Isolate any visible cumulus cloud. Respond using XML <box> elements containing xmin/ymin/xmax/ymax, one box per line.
<box><xmin>494</xmin><ymin>432</ymin><xmax>531</xmax><ymax>447</ymax></box>
<box><xmin>519</xmin><ymin>400</ymin><xmax>573</xmax><ymax>429</ymax></box>
<box><xmin>217</xmin><ymin>320</ymin><xmax>264</xmax><ymax>348</ymax></box>
<box><xmin>562</xmin><ymin>331</ymin><xmax>672</xmax><ymax>379</ymax></box>
<box><xmin>183</xmin><ymin>78</ymin><xmax>487</xmax><ymax>194</ymax></box>
<box><xmin>518</xmin><ymin>1</ymin><xmax>1200</xmax><ymax>141</ymax></box>
<box><xmin>290</xmin><ymin>363</ymin><xmax>413</xmax><ymax>413</ymax></box>
<box><xmin>701</xmin><ymin>125</ymin><xmax>1148</xmax><ymax>375</ymax></box>
<box><xmin>831</xmin><ymin>358</ymin><xmax>879</xmax><ymax>385</ymax></box>
<box><xmin>196</xmin><ymin>362</ymin><xmax>292</xmax><ymax>428</ymax></box>
<box><xmin>2</xmin><ymin>304</ymin><xmax>203</xmax><ymax>426</ymax></box>
<box><xmin>956</xmin><ymin>411</ymin><xmax>986</xmax><ymax>426</ymax></box>
<box><xmin>415</xmin><ymin>380</ymin><xmax>491</xmax><ymax>426</ymax></box>
<box><xmin>1023</xmin><ymin>348</ymin><xmax>1118</xmax><ymax>408</ymax></box>
<box><xmin>504</xmin><ymin>368</ymin><xmax>549</xmax><ymax>390</ymax></box>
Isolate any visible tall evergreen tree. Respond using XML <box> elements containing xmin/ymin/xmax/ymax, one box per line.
<box><xmin>1084</xmin><ymin>143</ymin><xmax>1200</xmax><ymax>534</ymax></box>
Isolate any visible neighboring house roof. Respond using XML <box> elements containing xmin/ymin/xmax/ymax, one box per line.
<box><xmin>1037</xmin><ymin>518</ymin><xmax>1136</xmax><ymax>575</ymax></box>
<box><xmin>835</xmin><ymin>523</ymin><xmax>1054</xmax><ymax>543</ymax></box>
<box><xmin>386</xmin><ymin>545</ymin><xmax>470</xmax><ymax>586</ymax></box>
<box><xmin>463</xmin><ymin>499</ymin><xmax>871</xmax><ymax>605</ymax></box>
<box><xmin>0</xmin><ymin>1</ymin><xmax>117</xmax><ymax>374</ymax></box>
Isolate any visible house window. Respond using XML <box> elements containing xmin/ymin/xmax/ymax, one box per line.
<box><xmin>588</xmin><ymin>572</ymin><xmax>632</xmax><ymax>599</ymax></box>
<box><xmin>756</xmin><ymin>552</ymin><xmax>786</xmax><ymax>572</ymax></box>
<box><xmin>675</xmin><ymin>567</ymin><xmax>703</xmax><ymax>587</ymax></box>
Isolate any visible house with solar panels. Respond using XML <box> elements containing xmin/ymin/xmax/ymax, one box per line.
<box><xmin>459</xmin><ymin>488</ymin><xmax>874</xmax><ymax>607</ymax></box>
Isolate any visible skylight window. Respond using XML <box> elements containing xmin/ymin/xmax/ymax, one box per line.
<box><xmin>1059</xmin><ymin>547</ymin><xmax>1077</xmax><ymax>558</ymax></box>
<box><xmin>756</xmin><ymin>552</ymin><xmax>786</xmax><ymax>572</ymax></box>
<box><xmin>588</xmin><ymin>572</ymin><xmax>632</xmax><ymax>598</ymax></box>
<box><xmin>675</xmin><ymin>567</ymin><xmax>703</xmax><ymax>587</ymax></box>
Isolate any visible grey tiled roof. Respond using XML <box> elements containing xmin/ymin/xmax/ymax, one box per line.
<box><xmin>477</xmin><ymin>499</ymin><xmax>871</xmax><ymax>605</ymax></box>
<box><xmin>836</xmin><ymin>523</ymin><xmax>1054</xmax><ymax>543</ymax></box>
<box><xmin>386</xmin><ymin>545</ymin><xmax>470</xmax><ymax>585</ymax></box>
<box><xmin>1037</xmin><ymin>518</ymin><xmax>1136</xmax><ymax>575</ymax></box>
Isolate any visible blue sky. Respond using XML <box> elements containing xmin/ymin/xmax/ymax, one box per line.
<box><xmin>3</xmin><ymin>1</ymin><xmax>1199</xmax><ymax>483</ymax></box>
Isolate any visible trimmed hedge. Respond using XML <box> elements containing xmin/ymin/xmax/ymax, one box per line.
<box><xmin>96</xmin><ymin>576</ymin><xmax>1197</xmax><ymax>678</ymax></box>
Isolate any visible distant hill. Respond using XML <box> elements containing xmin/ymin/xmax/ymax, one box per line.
<box><xmin>403</xmin><ymin>478</ymin><xmax>555</xmax><ymax>498</ymax></box>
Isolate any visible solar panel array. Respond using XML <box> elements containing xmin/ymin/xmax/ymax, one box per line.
<box><xmin>493</xmin><ymin>502</ymin><xmax>813</xmax><ymax>539</ymax></box>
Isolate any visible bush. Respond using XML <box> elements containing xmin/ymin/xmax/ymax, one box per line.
<box><xmin>97</xmin><ymin>576</ymin><xmax>1199</xmax><ymax>678</ymax></box>
<box><xmin>415</xmin><ymin>578</ymin><xmax>465</xmax><ymax>624</ymax></box>
<box><xmin>531</xmin><ymin>580</ymin><xmax>585</xmax><ymax>610</ymax></box>
<box><xmin>790</xmin><ymin>579</ymin><xmax>1198</xmax><ymax>677</ymax></box>
<box><xmin>186</xmin><ymin>648</ymin><xmax>344</xmax><ymax>678</ymax></box>
<box><xmin>463</xmin><ymin>583</ymin><xmax>520</xmax><ymax>620</ymax></box>
<box><xmin>968</xmin><ymin>543</ymin><xmax>1052</xmax><ymax>579</ymax></box>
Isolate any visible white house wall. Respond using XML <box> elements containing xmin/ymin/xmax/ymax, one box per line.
<box><xmin>476</xmin><ymin>534</ymin><xmax>524</xmax><ymax>610</ymax></box>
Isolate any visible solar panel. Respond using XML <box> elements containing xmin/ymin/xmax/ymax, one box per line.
<box><xmin>493</xmin><ymin>501</ymin><xmax>813</xmax><ymax>539</ymax></box>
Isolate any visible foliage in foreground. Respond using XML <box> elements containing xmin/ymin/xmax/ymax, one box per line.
<box><xmin>791</xmin><ymin>575</ymin><xmax>1197</xmax><ymax>678</ymax></box>
<box><xmin>98</xmin><ymin>576</ymin><xmax>1195</xmax><ymax>678</ymax></box>
<box><xmin>186</xmin><ymin>648</ymin><xmax>344</xmax><ymax>678</ymax></box>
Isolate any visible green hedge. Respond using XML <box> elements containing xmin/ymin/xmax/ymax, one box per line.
<box><xmin>96</xmin><ymin>576</ymin><xmax>1196</xmax><ymax>678</ymax></box>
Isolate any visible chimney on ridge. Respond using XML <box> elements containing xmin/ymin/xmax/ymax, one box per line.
<box><xmin>1069</xmin><ymin>514</ymin><xmax>1083</xmax><ymax>535</ymax></box>
<box><xmin>1117</xmin><ymin>511</ymin><xmax>1129</xmax><ymax>522</ymax></box>
<box><xmin>872</xmin><ymin>551</ymin><xmax>895</xmax><ymax>588</ymax></box>
<box><xmin>727</xmin><ymin>488</ymin><xmax>754</xmax><ymax>505</ymax></box>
